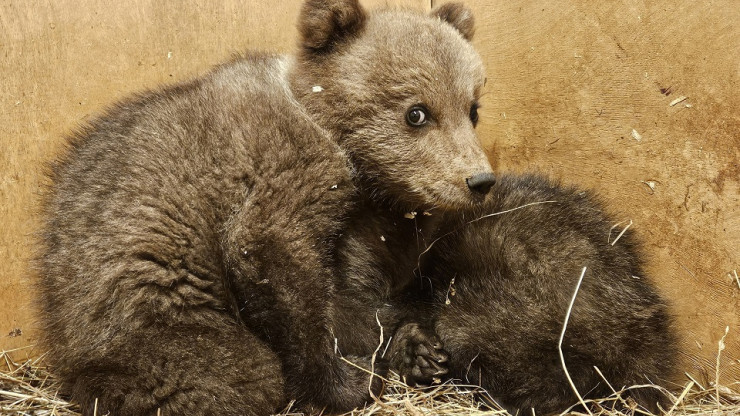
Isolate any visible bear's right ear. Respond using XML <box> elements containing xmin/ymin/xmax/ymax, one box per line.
<box><xmin>431</xmin><ymin>3</ymin><xmax>475</xmax><ymax>41</ymax></box>
<box><xmin>298</xmin><ymin>0</ymin><xmax>367</xmax><ymax>53</ymax></box>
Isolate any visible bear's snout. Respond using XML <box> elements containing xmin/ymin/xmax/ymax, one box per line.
<box><xmin>466</xmin><ymin>172</ymin><xmax>496</xmax><ymax>195</ymax></box>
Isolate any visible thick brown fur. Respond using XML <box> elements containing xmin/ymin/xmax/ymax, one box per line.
<box><xmin>39</xmin><ymin>53</ymin><xmax>354</xmax><ymax>415</ymax></box>
<box><xmin>37</xmin><ymin>1</ymin><xmax>492</xmax><ymax>415</ymax></box>
<box><xmin>424</xmin><ymin>174</ymin><xmax>677</xmax><ymax>414</ymax></box>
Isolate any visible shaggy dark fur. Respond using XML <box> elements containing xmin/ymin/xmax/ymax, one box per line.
<box><xmin>37</xmin><ymin>1</ymin><xmax>492</xmax><ymax>414</ymax></box>
<box><xmin>424</xmin><ymin>174</ymin><xmax>677</xmax><ymax>414</ymax></box>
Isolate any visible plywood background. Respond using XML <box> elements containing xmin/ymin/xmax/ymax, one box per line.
<box><xmin>1</xmin><ymin>0</ymin><xmax>737</xmax><ymax>388</ymax></box>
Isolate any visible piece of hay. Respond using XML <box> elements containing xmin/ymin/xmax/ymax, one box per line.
<box><xmin>558</xmin><ymin>266</ymin><xmax>593</xmax><ymax>416</ymax></box>
<box><xmin>669</xmin><ymin>96</ymin><xmax>688</xmax><ymax>107</ymax></box>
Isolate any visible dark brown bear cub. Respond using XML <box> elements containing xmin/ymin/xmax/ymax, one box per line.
<box><xmin>425</xmin><ymin>174</ymin><xmax>677</xmax><ymax>414</ymax></box>
<box><xmin>37</xmin><ymin>1</ymin><xmax>493</xmax><ymax>415</ymax></box>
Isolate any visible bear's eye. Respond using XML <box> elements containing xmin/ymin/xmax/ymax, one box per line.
<box><xmin>470</xmin><ymin>102</ymin><xmax>480</xmax><ymax>127</ymax></box>
<box><xmin>406</xmin><ymin>106</ymin><xmax>429</xmax><ymax>127</ymax></box>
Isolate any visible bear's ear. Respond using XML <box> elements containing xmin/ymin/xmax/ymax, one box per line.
<box><xmin>298</xmin><ymin>0</ymin><xmax>367</xmax><ymax>52</ymax></box>
<box><xmin>431</xmin><ymin>3</ymin><xmax>475</xmax><ymax>41</ymax></box>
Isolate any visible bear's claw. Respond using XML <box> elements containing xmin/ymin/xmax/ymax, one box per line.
<box><xmin>388</xmin><ymin>322</ymin><xmax>449</xmax><ymax>385</ymax></box>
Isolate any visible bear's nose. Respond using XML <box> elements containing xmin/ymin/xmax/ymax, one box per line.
<box><xmin>466</xmin><ymin>172</ymin><xmax>496</xmax><ymax>195</ymax></box>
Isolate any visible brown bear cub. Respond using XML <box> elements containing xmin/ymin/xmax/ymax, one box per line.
<box><xmin>38</xmin><ymin>0</ymin><xmax>492</xmax><ymax>415</ymax></box>
<box><xmin>424</xmin><ymin>174</ymin><xmax>677</xmax><ymax>414</ymax></box>
<box><xmin>290</xmin><ymin>1</ymin><xmax>493</xmax><ymax>383</ymax></box>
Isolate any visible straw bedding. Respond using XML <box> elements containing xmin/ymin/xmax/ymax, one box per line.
<box><xmin>2</xmin><ymin>347</ymin><xmax>738</xmax><ymax>416</ymax></box>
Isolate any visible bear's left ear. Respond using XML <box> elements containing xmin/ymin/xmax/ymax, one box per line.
<box><xmin>431</xmin><ymin>3</ymin><xmax>475</xmax><ymax>41</ymax></box>
<box><xmin>298</xmin><ymin>0</ymin><xmax>367</xmax><ymax>53</ymax></box>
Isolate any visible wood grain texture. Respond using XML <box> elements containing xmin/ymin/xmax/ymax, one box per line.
<box><xmin>1</xmin><ymin>0</ymin><xmax>737</xmax><ymax>387</ymax></box>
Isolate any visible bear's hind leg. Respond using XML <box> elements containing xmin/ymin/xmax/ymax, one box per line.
<box><xmin>62</xmin><ymin>324</ymin><xmax>283</xmax><ymax>416</ymax></box>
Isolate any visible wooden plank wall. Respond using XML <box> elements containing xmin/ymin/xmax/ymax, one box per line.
<box><xmin>1</xmin><ymin>0</ymin><xmax>737</xmax><ymax>386</ymax></box>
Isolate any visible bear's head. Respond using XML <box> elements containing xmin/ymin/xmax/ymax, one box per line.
<box><xmin>289</xmin><ymin>0</ymin><xmax>493</xmax><ymax>212</ymax></box>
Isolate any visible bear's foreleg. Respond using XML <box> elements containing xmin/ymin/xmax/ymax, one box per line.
<box><xmin>221</xmin><ymin>156</ymin><xmax>384</xmax><ymax>411</ymax></box>
<box><xmin>224</xmin><ymin>207</ymin><xmax>385</xmax><ymax>411</ymax></box>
